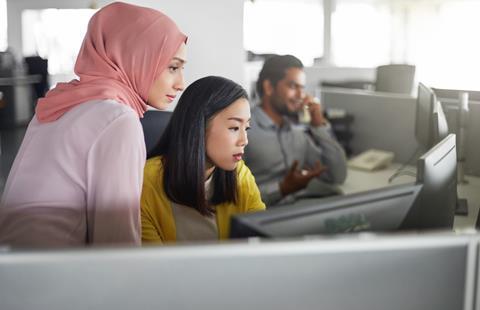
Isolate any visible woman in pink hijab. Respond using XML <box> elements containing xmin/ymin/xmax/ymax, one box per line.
<box><xmin>0</xmin><ymin>2</ymin><xmax>187</xmax><ymax>248</ymax></box>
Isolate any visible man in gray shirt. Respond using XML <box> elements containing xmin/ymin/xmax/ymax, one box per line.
<box><xmin>244</xmin><ymin>55</ymin><xmax>347</xmax><ymax>207</ymax></box>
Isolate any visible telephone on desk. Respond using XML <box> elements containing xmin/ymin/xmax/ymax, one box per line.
<box><xmin>348</xmin><ymin>149</ymin><xmax>395</xmax><ymax>171</ymax></box>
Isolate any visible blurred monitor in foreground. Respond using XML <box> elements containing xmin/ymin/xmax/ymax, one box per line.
<box><xmin>0</xmin><ymin>233</ymin><xmax>474</xmax><ymax>310</ymax></box>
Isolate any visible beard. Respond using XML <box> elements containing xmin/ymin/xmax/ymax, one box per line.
<box><xmin>270</xmin><ymin>95</ymin><xmax>298</xmax><ymax>118</ymax></box>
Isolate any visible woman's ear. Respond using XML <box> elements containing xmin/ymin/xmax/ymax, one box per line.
<box><xmin>262</xmin><ymin>80</ymin><xmax>274</xmax><ymax>97</ymax></box>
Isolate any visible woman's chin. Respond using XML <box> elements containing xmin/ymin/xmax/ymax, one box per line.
<box><xmin>147</xmin><ymin>101</ymin><xmax>170</xmax><ymax>111</ymax></box>
<box><xmin>209</xmin><ymin>158</ymin><xmax>239</xmax><ymax>172</ymax></box>
<box><xmin>219</xmin><ymin>162</ymin><xmax>238</xmax><ymax>171</ymax></box>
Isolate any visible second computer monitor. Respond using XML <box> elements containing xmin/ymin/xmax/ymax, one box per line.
<box><xmin>415</xmin><ymin>82</ymin><xmax>449</xmax><ymax>150</ymax></box>
<box><xmin>402</xmin><ymin>134</ymin><xmax>457</xmax><ymax>229</ymax></box>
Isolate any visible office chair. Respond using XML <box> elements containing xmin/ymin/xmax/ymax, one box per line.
<box><xmin>375</xmin><ymin>64</ymin><xmax>416</xmax><ymax>94</ymax></box>
<box><xmin>140</xmin><ymin>110</ymin><xmax>172</xmax><ymax>155</ymax></box>
<box><xmin>24</xmin><ymin>56</ymin><xmax>49</xmax><ymax>101</ymax></box>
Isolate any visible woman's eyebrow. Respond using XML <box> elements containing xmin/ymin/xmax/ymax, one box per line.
<box><xmin>172</xmin><ymin>57</ymin><xmax>187</xmax><ymax>64</ymax></box>
<box><xmin>228</xmin><ymin>117</ymin><xmax>250</xmax><ymax>123</ymax></box>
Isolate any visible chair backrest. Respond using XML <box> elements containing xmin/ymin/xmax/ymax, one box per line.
<box><xmin>140</xmin><ymin>110</ymin><xmax>172</xmax><ymax>155</ymax></box>
<box><xmin>24</xmin><ymin>56</ymin><xmax>49</xmax><ymax>100</ymax></box>
<box><xmin>375</xmin><ymin>64</ymin><xmax>416</xmax><ymax>94</ymax></box>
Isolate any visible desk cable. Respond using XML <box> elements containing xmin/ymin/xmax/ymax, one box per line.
<box><xmin>388</xmin><ymin>147</ymin><xmax>421</xmax><ymax>183</ymax></box>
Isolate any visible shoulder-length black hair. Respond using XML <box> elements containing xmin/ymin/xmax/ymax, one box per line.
<box><xmin>148</xmin><ymin>76</ymin><xmax>248</xmax><ymax>216</ymax></box>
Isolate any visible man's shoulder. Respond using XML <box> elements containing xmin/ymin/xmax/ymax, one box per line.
<box><xmin>250</xmin><ymin>105</ymin><xmax>264</xmax><ymax>121</ymax></box>
<box><xmin>250</xmin><ymin>105</ymin><xmax>274</xmax><ymax>128</ymax></box>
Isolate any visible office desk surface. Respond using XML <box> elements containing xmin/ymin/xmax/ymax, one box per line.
<box><xmin>341</xmin><ymin>163</ymin><xmax>480</xmax><ymax>230</ymax></box>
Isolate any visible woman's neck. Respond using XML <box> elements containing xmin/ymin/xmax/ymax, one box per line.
<box><xmin>205</xmin><ymin>162</ymin><xmax>215</xmax><ymax>181</ymax></box>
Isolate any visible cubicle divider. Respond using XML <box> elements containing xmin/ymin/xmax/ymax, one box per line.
<box><xmin>321</xmin><ymin>87</ymin><xmax>480</xmax><ymax>177</ymax></box>
<box><xmin>440</xmin><ymin>99</ymin><xmax>480</xmax><ymax>177</ymax></box>
<box><xmin>303</xmin><ymin>66</ymin><xmax>376</xmax><ymax>95</ymax></box>
<box><xmin>0</xmin><ymin>231</ymin><xmax>479</xmax><ymax>310</ymax></box>
<box><xmin>321</xmin><ymin>87</ymin><xmax>418</xmax><ymax>163</ymax></box>
<box><xmin>476</xmin><ymin>240</ymin><xmax>480</xmax><ymax>310</ymax></box>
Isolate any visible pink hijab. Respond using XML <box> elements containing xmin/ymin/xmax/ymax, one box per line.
<box><xmin>36</xmin><ymin>2</ymin><xmax>187</xmax><ymax>123</ymax></box>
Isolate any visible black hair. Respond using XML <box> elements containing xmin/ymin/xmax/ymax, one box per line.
<box><xmin>255</xmin><ymin>54</ymin><xmax>304</xmax><ymax>98</ymax></box>
<box><xmin>148</xmin><ymin>76</ymin><xmax>248</xmax><ymax>216</ymax></box>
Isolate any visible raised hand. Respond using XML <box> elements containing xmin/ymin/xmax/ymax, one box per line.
<box><xmin>279</xmin><ymin>160</ymin><xmax>327</xmax><ymax>196</ymax></box>
<box><xmin>303</xmin><ymin>95</ymin><xmax>327</xmax><ymax>127</ymax></box>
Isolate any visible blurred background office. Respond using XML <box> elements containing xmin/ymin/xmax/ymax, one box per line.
<box><xmin>1</xmin><ymin>0</ymin><xmax>479</xmax><ymax>195</ymax></box>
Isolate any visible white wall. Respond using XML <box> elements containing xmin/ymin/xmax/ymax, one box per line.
<box><xmin>7</xmin><ymin>0</ymin><xmax>246</xmax><ymax>94</ymax></box>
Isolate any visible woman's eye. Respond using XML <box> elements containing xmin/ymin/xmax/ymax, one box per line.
<box><xmin>169</xmin><ymin>66</ymin><xmax>179</xmax><ymax>72</ymax></box>
<box><xmin>229</xmin><ymin>127</ymin><xmax>239</xmax><ymax>132</ymax></box>
<box><xmin>246</xmin><ymin>126</ymin><xmax>251</xmax><ymax>131</ymax></box>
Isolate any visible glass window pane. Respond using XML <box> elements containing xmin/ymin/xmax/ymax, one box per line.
<box><xmin>0</xmin><ymin>0</ymin><xmax>7</xmax><ymax>51</ymax></box>
<box><xmin>332</xmin><ymin>0</ymin><xmax>391</xmax><ymax>67</ymax></box>
<box><xmin>22</xmin><ymin>9</ymin><xmax>96</xmax><ymax>75</ymax></box>
<box><xmin>244</xmin><ymin>0</ymin><xmax>324</xmax><ymax>66</ymax></box>
<box><xmin>407</xmin><ymin>1</ymin><xmax>480</xmax><ymax>90</ymax></box>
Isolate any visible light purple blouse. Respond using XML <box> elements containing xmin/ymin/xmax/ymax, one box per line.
<box><xmin>0</xmin><ymin>100</ymin><xmax>146</xmax><ymax>248</ymax></box>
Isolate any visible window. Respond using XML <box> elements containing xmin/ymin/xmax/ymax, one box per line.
<box><xmin>22</xmin><ymin>9</ymin><xmax>96</xmax><ymax>75</ymax></box>
<box><xmin>405</xmin><ymin>1</ymin><xmax>480</xmax><ymax>90</ymax></box>
<box><xmin>332</xmin><ymin>0</ymin><xmax>391</xmax><ymax>67</ymax></box>
<box><xmin>332</xmin><ymin>0</ymin><xmax>480</xmax><ymax>90</ymax></box>
<box><xmin>243</xmin><ymin>0</ymin><xmax>324</xmax><ymax>66</ymax></box>
<box><xmin>0</xmin><ymin>0</ymin><xmax>7</xmax><ymax>51</ymax></box>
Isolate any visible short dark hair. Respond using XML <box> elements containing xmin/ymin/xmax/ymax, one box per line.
<box><xmin>148</xmin><ymin>76</ymin><xmax>248</xmax><ymax>216</ymax></box>
<box><xmin>256</xmin><ymin>54</ymin><xmax>304</xmax><ymax>98</ymax></box>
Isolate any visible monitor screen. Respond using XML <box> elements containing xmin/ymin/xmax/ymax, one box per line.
<box><xmin>230</xmin><ymin>183</ymin><xmax>422</xmax><ymax>239</ymax></box>
<box><xmin>415</xmin><ymin>82</ymin><xmax>449</xmax><ymax>150</ymax></box>
<box><xmin>402</xmin><ymin>134</ymin><xmax>457</xmax><ymax>230</ymax></box>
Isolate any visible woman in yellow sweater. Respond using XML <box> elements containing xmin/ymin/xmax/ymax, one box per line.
<box><xmin>141</xmin><ymin>76</ymin><xmax>265</xmax><ymax>244</ymax></box>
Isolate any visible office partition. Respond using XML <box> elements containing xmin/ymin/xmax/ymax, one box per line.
<box><xmin>0</xmin><ymin>232</ymin><xmax>477</xmax><ymax>310</ymax></box>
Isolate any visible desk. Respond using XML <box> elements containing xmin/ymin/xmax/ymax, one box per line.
<box><xmin>341</xmin><ymin>163</ymin><xmax>480</xmax><ymax>230</ymax></box>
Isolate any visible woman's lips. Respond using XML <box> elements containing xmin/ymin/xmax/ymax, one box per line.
<box><xmin>166</xmin><ymin>95</ymin><xmax>176</xmax><ymax>102</ymax></box>
<box><xmin>233</xmin><ymin>153</ymin><xmax>243</xmax><ymax>161</ymax></box>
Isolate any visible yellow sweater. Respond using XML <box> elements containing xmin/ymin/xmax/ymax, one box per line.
<box><xmin>141</xmin><ymin>157</ymin><xmax>266</xmax><ymax>244</ymax></box>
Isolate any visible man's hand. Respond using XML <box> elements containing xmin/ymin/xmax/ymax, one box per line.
<box><xmin>279</xmin><ymin>160</ymin><xmax>327</xmax><ymax>196</ymax></box>
<box><xmin>303</xmin><ymin>95</ymin><xmax>328</xmax><ymax>127</ymax></box>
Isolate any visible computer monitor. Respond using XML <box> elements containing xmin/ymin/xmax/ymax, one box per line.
<box><xmin>402</xmin><ymin>134</ymin><xmax>457</xmax><ymax>229</ymax></box>
<box><xmin>415</xmin><ymin>82</ymin><xmax>449</xmax><ymax>150</ymax></box>
<box><xmin>230</xmin><ymin>183</ymin><xmax>422</xmax><ymax>239</ymax></box>
<box><xmin>230</xmin><ymin>135</ymin><xmax>458</xmax><ymax>239</ymax></box>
